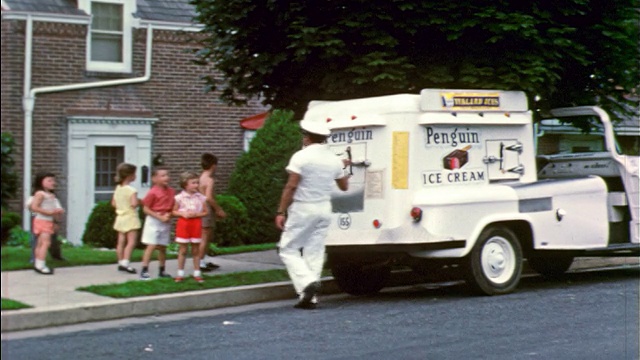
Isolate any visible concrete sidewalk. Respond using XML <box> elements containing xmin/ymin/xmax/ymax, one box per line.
<box><xmin>1</xmin><ymin>253</ymin><xmax>638</xmax><ymax>333</ymax></box>
<box><xmin>0</xmin><ymin>250</ymin><xmax>306</xmax><ymax>332</ymax></box>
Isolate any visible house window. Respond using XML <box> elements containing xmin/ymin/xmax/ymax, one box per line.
<box><xmin>87</xmin><ymin>0</ymin><xmax>132</xmax><ymax>72</ymax></box>
<box><xmin>91</xmin><ymin>2</ymin><xmax>123</xmax><ymax>62</ymax></box>
<box><xmin>94</xmin><ymin>146</ymin><xmax>124</xmax><ymax>202</ymax></box>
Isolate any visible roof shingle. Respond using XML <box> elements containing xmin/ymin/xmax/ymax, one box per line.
<box><xmin>3</xmin><ymin>0</ymin><xmax>197</xmax><ymax>24</ymax></box>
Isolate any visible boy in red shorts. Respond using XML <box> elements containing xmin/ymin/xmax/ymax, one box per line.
<box><xmin>172</xmin><ymin>171</ymin><xmax>208</xmax><ymax>282</ymax></box>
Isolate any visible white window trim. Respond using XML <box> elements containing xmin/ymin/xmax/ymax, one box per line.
<box><xmin>85</xmin><ymin>0</ymin><xmax>135</xmax><ymax>73</ymax></box>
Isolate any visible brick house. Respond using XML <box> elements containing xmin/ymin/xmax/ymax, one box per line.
<box><xmin>1</xmin><ymin>0</ymin><xmax>267</xmax><ymax>244</ymax></box>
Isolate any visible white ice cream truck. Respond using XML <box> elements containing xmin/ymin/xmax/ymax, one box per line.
<box><xmin>304</xmin><ymin>89</ymin><xmax>639</xmax><ymax>296</ymax></box>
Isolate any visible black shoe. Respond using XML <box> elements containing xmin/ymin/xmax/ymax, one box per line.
<box><xmin>296</xmin><ymin>281</ymin><xmax>321</xmax><ymax>308</ymax></box>
<box><xmin>118</xmin><ymin>265</ymin><xmax>137</xmax><ymax>274</ymax></box>
<box><xmin>52</xmin><ymin>256</ymin><xmax>67</xmax><ymax>261</ymax></box>
<box><xmin>34</xmin><ymin>267</ymin><xmax>54</xmax><ymax>275</ymax></box>
<box><xmin>158</xmin><ymin>272</ymin><xmax>172</xmax><ymax>278</ymax></box>
<box><xmin>294</xmin><ymin>302</ymin><xmax>317</xmax><ymax>310</ymax></box>
<box><xmin>204</xmin><ymin>262</ymin><xmax>220</xmax><ymax>270</ymax></box>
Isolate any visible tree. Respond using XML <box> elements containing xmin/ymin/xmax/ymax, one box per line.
<box><xmin>225</xmin><ymin>110</ymin><xmax>301</xmax><ymax>243</ymax></box>
<box><xmin>191</xmin><ymin>0</ymin><xmax>638</xmax><ymax>118</ymax></box>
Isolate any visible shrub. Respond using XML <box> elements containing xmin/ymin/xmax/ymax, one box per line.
<box><xmin>1</xmin><ymin>211</ymin><xmax>21</xmax><ymax>246</ymax></box>
<box><xmin>82</xmin><ymin>201</ymin><xmax>118</xmax><ymax>248</ymax></box>
<box><xmin>6</xmin><ymin>226</ymin><xmax>30</xmax><ymax>248</ymax></box>
<box><xmin>213</xmin><ymin>194</ymin><xmax>249</xmax><ymax>247</ymax></box>
<box><xmin>82</xmin><ymin>201</ymin><xmax>147</xmax><ymax>248</ymax></box>
<box><xmin>1</xmin><ymin>133</ymin><xmax>19</xmax><ymax>209</ymax></box>
<box><xmin>226</xmin><ymin>110</ymin><xmax>301</xmax><ymax>244</ymax></box>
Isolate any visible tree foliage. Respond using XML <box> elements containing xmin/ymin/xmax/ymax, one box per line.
<box><xmin>226</xmin><ymin>110</ymin><xmax>300</xmax><ymax>244</ymax></box>
<box><xmin>192</xmin><ymin>0</ymin><xmax>638</xmax><ymax>117</ymax></box>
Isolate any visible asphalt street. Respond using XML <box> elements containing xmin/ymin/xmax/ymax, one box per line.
<box><xmin>2</xmin><ymin>266</ymin><xmax>638</xmax><ymax>360</ymax></box>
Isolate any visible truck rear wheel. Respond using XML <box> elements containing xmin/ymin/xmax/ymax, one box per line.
<box><xmin>464</xmin><ymin>226</ymin><xmax>523</xmax><ymax>295</ymax></box>
<box><xmin>527</xmin><ymin>255</ymin><xmax>573</xmax><ymax>279</ymax></box>
<box><xmin>330</xmin><ymin>261</ymin><xmax>390</xmax><ymax>296</ymax></box>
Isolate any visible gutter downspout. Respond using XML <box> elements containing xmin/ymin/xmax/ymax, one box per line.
<box><xmin>22</xmin><ymin>19</ymin><xmax>154</xmax><ymax>230</ymax></box>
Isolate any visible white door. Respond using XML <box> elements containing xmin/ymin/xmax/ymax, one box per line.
<box><xmin>67</xmin><ymin>117</ymin><xmax>155</xmax><ymax>244</ymax></box>
<box><xmin>89</xmin><ymin>137</ymin><xmax>142</xmax><ymax>202</ymax></box>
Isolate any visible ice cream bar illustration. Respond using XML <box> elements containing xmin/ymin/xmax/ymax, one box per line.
<box><xmin>443</xmin><ymin>145</ymin><xmax>472</xmax><ymax>170</ymax></box>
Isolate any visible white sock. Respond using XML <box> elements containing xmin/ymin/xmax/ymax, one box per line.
<box><xmin>194</xmin><ymin>270</ymin><xmax>201</xmax><ymax>277</ymax></box>
<box><xmin>177</xmin><ymin>269</ymin><xmax>185</xmax><ymax>277</ymax></box>
<box><xmin>35</xmin><ymin>259</ymin><xmax>46</xmax><ymax>270</ymax></box>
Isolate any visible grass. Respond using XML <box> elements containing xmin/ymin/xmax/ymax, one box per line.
<box><xmin>2</xmin><ymin>242</ymin><xmax>286</xmax><ymax>305</ymax></box>
<box><xmin>1</xmin><ymin>298</ymin><xmax>32</xmax><ymax>310</ymax></box>
<box><xmin>0</xmin><ymin>242</ymin><xmax>277</xmax><ymax>272</ymax></box>
<box><xmin>78</xmin><ymin>269</ymin><xmax>292</xmax><ymax>298</ymax></box>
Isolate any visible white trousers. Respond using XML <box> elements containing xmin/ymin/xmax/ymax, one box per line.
<box><xmin>278</xmin><ymin>201</ymin><xmax>331</xmax><ymax>295</ymax></box>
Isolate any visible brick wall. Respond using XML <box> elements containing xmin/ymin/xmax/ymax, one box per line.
<box><xmin>1</xmin><ymin>19</ymin><xmax>268</xmax><ymax>236</ymax></box>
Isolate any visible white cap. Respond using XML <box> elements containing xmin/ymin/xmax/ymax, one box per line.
<box><xmin>300</xmin><ymin>120</ymin><xmax>331</xmax><ymax>136</ymax></box>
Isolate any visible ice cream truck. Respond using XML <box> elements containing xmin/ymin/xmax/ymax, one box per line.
<box><xmin>304</xmin><ymin>89</ymin><xmax>639</xmax><ymax>296</ymax></box>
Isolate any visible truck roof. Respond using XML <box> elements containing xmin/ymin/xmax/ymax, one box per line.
<box><xmin>304</xmin><ymin>89</ymin><xmax>530</xmax><ymax>129</ymax></box>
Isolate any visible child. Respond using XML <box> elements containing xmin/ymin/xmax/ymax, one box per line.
<box><xmin>139</xmin><ymin>166</ymin><xmax>175</xmax><ymax>280</ymax></box>
<box><xmin>172</xmin><ymin>171</ymin><xmax>208</xmax><ymax>283</ymax></box>
<box><xmin>198</xmin><ymin>153</ymin><xmax>227</xmax><ymax>271</ymax></box>
<box><xmin>111</xmin><ymin>163</ymin><xmax>141</xmax><ymax>274</ymax></box>
<box><xmin>30</xmin><ymin>172</ymin><xmax>65</xmax><ymax>275</ymax></box>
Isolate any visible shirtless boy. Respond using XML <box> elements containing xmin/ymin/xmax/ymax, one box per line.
<box><xmin>198</xmin><ymin>153</ymin><xmax>227</xmax><ymax>271</ymax></box>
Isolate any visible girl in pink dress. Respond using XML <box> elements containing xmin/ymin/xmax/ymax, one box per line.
<box><xmin>30</xmin><ymin>172</ymin><xmax>65</xmax><ymax>275</ymax></box>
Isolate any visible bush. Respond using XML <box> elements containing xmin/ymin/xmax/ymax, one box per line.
<box><xmin>82</xmin><ymin>201</ymin><xmax>147</xmax><ymax>248</ymax></box>
<box><xmin>82</xmin><ymin>201</ymin><xmax>119</xmax><ymax>248</ymax></box>
<box><xmin>226</xmin><ymin>110</ymin><xmax>301</xmax><ymax>244</ymax></box>
<box><xmin>1</xmin><ymin>211</ymin><xmax>21</xmax><ymax>246</ymax></box>
<box><xmin>1</xmin><ymin>133</ymin><xmax>19</xmax><ymax>209</ymax></box>
<box><xmin>6</xmin><ymin>226</ymin><xmax>30</xmax><ymax>248</ymax></box>
<box><xmin>213</xmin><ymin>194</ymin><xmax>249</xmax><ymax>247</ymax></box>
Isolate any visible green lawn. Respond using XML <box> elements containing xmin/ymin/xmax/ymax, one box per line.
<box><xmin>0</xmin><ymin>243</ymin><xmax>276</xmax><ymax>272</ymax></box>
<box><xmin>1</xmin><ymin>298</ymin><xmax>32</xmax><ymax>310</ymax></box>
<box><xmin>78</xmin><ymin>269</ymin><xmax>292</xmax><ymax>298</ymax></box>
<box><xmin>2</xmin><ymin>242</ymin><xmax>287</xmax><ymax>306</ymax></box>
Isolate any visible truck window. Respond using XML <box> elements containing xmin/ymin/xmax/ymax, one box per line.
<box><xmin>537</xmin><ymin>118</ymin><xmax>605</xmax><ymax>155</ymax></box>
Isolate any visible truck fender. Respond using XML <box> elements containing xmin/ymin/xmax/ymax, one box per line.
<box><xmin>462</xmin><ymin>214</ymin><xmax>534</xmax><ymax>257</ymax></box>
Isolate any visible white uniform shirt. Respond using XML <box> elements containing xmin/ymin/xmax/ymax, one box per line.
<box><xmin>286</xmin><ymin>143</ymin><xmax>345</xmax><ymax>203</ymax></box>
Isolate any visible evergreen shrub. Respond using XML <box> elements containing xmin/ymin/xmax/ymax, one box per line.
<box><xmin>213</xmin><ymin>194</ymin><xmax>249</xmax><ymax>247</ymax></box>
<box><xmin>1</xmin><ymin>211</ymin><xmax>21</xmax><ymax>245</ymax></box>
<box><xmin>82</xmin><ymin>201</ymin><xmax>118</xmax><ymax>248</ymax></box>
<box><xmin>82</xmin><ymin>201</ymin><xmax>145</xmax><ymax>248</ymax></box>
<box><xmin>226</xmin><ymin>110</ymin><xmax>301</xmax><ymax>244</ymax></box>
<box><xmin>1</xmin><ymin>132</ymin><xmax>19</xmax><ymax>209</ymax></box>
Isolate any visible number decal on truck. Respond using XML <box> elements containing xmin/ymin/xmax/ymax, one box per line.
<box><xmin>338</xmin><ymin>213</ymin><xmax>351</xmax><ymax>230</ymax></box>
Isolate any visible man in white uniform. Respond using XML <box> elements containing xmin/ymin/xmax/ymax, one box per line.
<box><xmin>275</xmin><ymin>120</ymin><xmax>350</xmax><ymax>309</ymax></box>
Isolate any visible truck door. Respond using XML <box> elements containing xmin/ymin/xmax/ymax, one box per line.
<box><xmin>329</xmin><ymin>140</ymin><xmax>369</xmax><ymax>213</ymax></box>
<box><xmin>484</xmin><ymin>140</ymin><xmax>524</xmax><ymax>181</ymax></box>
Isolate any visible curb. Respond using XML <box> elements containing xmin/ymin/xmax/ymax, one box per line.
<box><xmin>1</xmin><ymin>279</ymin><xmax>341</xmax><ymax>333</ymax></box>
<box><xmin>2</xmin><ymin>257</ymin><xmax>637</xmax><ymax>333</ymax></box>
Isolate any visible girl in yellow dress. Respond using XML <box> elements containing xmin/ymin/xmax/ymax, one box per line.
<box><xmin>111</xmin><ymin>163</ymin><xmax>141</xmax><ymax>274</ymax></box>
